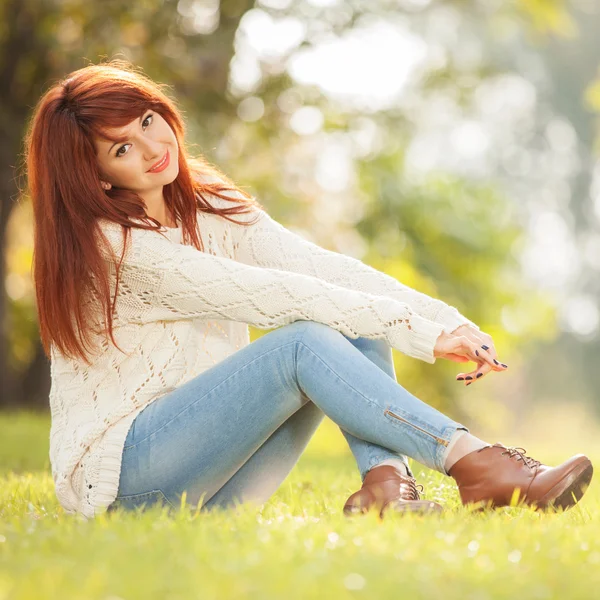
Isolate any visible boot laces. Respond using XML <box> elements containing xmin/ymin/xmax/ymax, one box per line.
<box><xmin>399</xmin><ymin>476</ymin><xmax>424</xmax><ymax>501</ymax></box>
<box><xmin>499</xmin><ymin>445</ymin><xmax>542</xmax><ymax>469</ymax></box>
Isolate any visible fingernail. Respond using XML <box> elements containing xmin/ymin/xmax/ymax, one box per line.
<box><xmin>465</xmin><ymin>376</ymin><xmax>473</xmax><ymax>380</ymax></box>
<box><xmin>476</xmin><ymin>373</ymin><xmax>483</xmax><ymax>378</ymax></box>
<box><xmin>482</xmin><ymin>345</ymin><xmax>489</xmax><ymax>350</ymax></box>
<box><xmin>501</xmin><ymin>363</ymin><xmax>508</xmax><ymax>368</ymax></box>
<box><xmin>493</xmin><ymin>359</ymin><xmax>499</xmax><ymax>365</ymax></box>
<box><xmin>457</xmin><ymin>376</ymin><xmax>465</xmax><ymax>381</ymax></box>
<box><xmin>466</xmin><ymin>382</ymin><xmax>472</xmax><ymax>386</ymax></box>
<box><xmin>475</xmin><ymin>350</ymin><xmax>479</xmax><ymax>356</ymax></box>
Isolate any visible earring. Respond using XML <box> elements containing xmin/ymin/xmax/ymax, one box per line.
<box><xmin>101</xmin><ymin>181</ymin><xmax>111</xmax><ymax>190</ymax></box>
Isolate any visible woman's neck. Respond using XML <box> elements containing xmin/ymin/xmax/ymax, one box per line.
<box><xmin>147</xmin><ymin>203</ymin><xmax>178</xmax><ymax>228</ymax></box>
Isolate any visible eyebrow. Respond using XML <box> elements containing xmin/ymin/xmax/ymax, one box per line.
<box><xmin>107</xmin><ymin>113</ymin><xmax>145</xmax><ymax>155</ymax></box>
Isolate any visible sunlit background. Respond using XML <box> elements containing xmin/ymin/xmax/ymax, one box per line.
<box><xmin>2</xmin><ymin>0</ymin><xmax>600</xmax><ymax>459</ymax></box>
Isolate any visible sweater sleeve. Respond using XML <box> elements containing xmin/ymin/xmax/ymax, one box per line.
<box><xmin>96</xmin><ymin>219</ymin><xmax>447</xmax><ymax>364</ymax></box>
<box><xmin>232</xmin><ymin>205</ymin><xmax>479</xmax><ymax>334</ymax></box>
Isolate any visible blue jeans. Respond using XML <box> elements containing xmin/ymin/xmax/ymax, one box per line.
<box><xmin>106</xmin><ymin>321</ymin><xmax>468</xmax><ymax>513</ymax></box>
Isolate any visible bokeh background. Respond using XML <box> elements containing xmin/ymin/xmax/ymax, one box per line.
<box><xmin>2</xmin><ymin>0</ymin><xmax>600</xmax><ymax>466</ymax></box>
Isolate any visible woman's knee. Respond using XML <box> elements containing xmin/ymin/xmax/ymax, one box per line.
<box><xmin>345</xmin><ymin>335</ymin><xmax>389</xmax><ymax>354</ymax></box>
<box><xmin>290</xmin><ymin>320</ymin><xmax>346</xmax><ymax>348</ymax></box>
<box><xmin>287</xmin><ymin>322</ymin><xmax>394</xmax><ymax>373</ymax></box>
<box><xmin>295</xmin><ymin>321</ymin><xmax>389</xmax><ymax>354</ymax></box>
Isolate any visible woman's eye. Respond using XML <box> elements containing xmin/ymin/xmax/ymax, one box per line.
<box><xmin>115</xmin><ymin>113</ymin><xmax>153</xmax><ymax>157</ymax></box>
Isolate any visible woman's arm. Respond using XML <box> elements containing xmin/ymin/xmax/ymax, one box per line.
<box><xmin>231</xmin><ymin>203</ymin><xmax>479</xmax><ymax>335</ymax></box>
<box><xmin>96</xmin><ymin>219</ymin><xmax>448</xmax><ymax>364</ymax></box>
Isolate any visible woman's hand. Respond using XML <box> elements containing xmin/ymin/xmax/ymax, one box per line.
<box><xmin>434</xmin><ymin>324</ymin><xmax>508</xmax><ymax>386</ymax></box>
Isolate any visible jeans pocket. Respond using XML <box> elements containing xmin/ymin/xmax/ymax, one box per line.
<box><xmin>107</xmin><ymin>489</ymin><xmax>174</xmax><ymax>513</ymax></box>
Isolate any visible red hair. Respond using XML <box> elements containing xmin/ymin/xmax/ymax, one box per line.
<box><xmin>22</xmin><ymin>59</ymin><xmax>264</xmax><ymax>366</ymax></box>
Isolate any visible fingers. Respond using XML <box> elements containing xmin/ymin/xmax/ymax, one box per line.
<box><xmin>478</xmin><ymin>344</ymin><xmax>501</xmax><ymax>371</ymax></box>
<box><xmin>454</xmin><ymin>328</ymin><xmax>502</xmax><ymax>369</ymax></box>
<box><xmin>446</xmin><ymin>353</ymin><xmax>471</xmax><ymax>363</ymax></box>
<box><xmin>456</xmin><ymin>362</ymin><xmax>492</xmax><ymax>385</ymax></box>
<box><xmin>436</xmin><ymin>334</ymin><xmax>509</xmax><ymax>388</ymax></box>
<box><xmin>455</xmin><ymin>337</ymin><xmax>509</xmax><ymax>386</ymax></box>
<box><xmin>479</xmin><ymin>340</ymin><xmax>508</xmax><ymax>373</ymax></box>
<box><xmin>462</xmin><ymin>337</ymin><xmax>497</xmax><ymax>368</ymax></box>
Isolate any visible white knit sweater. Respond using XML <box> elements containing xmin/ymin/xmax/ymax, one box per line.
<box><xmin>49</xmin><ymin>184</ymin><xmax>478</xmax><ymax>519</ymax></box>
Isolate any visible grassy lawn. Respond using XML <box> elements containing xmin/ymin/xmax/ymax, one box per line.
<box><xmin>1</xmin><ymin>409</ymin><xmax>599</xmax><ymax>599</ymax></box>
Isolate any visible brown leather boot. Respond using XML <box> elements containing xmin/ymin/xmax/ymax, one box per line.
<box><xmin>343</xmin><ymin>465</ymin><xmax>443</xmax><ymax>518</ymax></box>
<box><xmin>448</xmin><ymin>443</ymin><xmax>593</xmax><ymax>511</ymax></box>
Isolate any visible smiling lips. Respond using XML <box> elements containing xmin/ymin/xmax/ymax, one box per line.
<box><xmin>147</xmin><ymin>149</ymin><xmax>170</xmax><ymax>173</ymax></box>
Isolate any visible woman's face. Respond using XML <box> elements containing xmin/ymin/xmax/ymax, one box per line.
<box><xmin>95</xmin><ymin>110</ymin><xmax>179</xmax><ymax>192</ymax></box>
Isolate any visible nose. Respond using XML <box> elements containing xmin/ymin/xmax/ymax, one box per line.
<box><xmin>144</xmin><ymin>149</ymin><xmax>167</xmax><ymax>172</ymax></box>
<box><xmin>142</xmin><ymin>138</ymin><xmax>165</xmax><ymax>163</ymax></box>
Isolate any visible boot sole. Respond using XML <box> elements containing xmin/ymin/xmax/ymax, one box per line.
<box><xmin>536</xmin><ymin>459</ymin><xmax>594</xmax><ymax>512</ymax></box>
<box><xmin>343</xmin><ymin>501</ymin><xmax>443</xmax><ymax>517</ymax></box>
<box><xmin>380</xmin><ymin>500</ymin><xmax>444</xmax><ymax>518</ymax></box>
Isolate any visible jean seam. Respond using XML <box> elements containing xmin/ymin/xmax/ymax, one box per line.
<box><xmin>115</xmin><ymin>489</ymin><xmax>177</xmax><ymax>510</ymax></box>
<box><xmin>125</xmin><ymin>339</ymin><xmax>304</xmax><ymax>451</ymax></box>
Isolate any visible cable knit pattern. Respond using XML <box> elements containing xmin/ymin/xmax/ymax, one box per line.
<box><xmin>232</xmin><ymin>206</ymin><xmax>479</xmax><ymax>335</ymax></box>
<box><xmin>48</xmin><ymin>182</ymin><xmax>477</xmax><ymax>519</ymax></box>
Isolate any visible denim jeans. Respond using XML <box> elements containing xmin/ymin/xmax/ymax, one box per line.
<box><xmin>106</xmin><ymin>321</ymin><xmax>468</xmax><ymax>513</ymax></box>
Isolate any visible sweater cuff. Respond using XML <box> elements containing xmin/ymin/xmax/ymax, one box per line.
<box><xmin>435</xmin><ymin>306</ymin><xmax>479</xmax><ymax>334</ymax></box>
<box><xmin>405</xmin><ymin>314</ymin><xmax>446</xmax><ymax>364</ymax></box>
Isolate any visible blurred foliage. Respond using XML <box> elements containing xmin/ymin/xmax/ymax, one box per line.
<box><xmin>2</xmin><ymin>0</ymin><xmax>597</xmax><ymax>421</ymax></box>
<box><xmin>515</xmin><ymin>0</ymin><xmax>577</xmax><ymax>37</ymax></box>
<box><xmin>355</xmin><ymin>155</ymin><xmax>555</xmax><ymax>414</ymax></box>
<box><xmin>585</xmin><ymin>76</ymin><xmax>600</xmax><ymax>153</ymax></box>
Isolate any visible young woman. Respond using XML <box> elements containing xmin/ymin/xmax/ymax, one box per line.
<box><xmin>25</xmin><ymin>60</ymin><xmax>593</xmax><ymax>520</ymax></box>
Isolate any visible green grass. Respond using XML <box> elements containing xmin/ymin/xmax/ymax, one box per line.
<box><xmin>1</xmin><ymin>410</ymin><xmax>599</xmax><ymax>599</ymax></box>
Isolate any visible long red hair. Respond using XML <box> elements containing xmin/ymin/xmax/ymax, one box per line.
<box><xmin>22</xmin><ymin>59</ymin><xmax>264</xmax><ymax>366</ymax></box>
